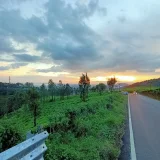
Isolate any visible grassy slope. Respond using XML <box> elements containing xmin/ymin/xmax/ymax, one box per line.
<box><xmin>0</xmin><ymin>92</ymin><xmax>127</xmax><ymax>160</ymax></box>
<box><xmin>124</xmin><ymin>86</ymin><xmax>160</xmax><ymax>101</ymax></box>
<box><xmin>123</xmin><ymin>86</ymin><xmax>159</xmax><ymax>93</ymax></box>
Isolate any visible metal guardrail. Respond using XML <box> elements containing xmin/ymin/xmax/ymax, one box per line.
<box><xmin>0</xmin><ymin>131</ymin><xmax>49</xmax><ymax>160</ymax></box>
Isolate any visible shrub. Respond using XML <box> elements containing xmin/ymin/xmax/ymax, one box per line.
<box><xmin>0</xmin><ymin>126</ymin><xmax>22</xmax><ymax>152</ymax></box>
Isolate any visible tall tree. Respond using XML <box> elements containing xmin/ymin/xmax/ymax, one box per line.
<box><xmin>65</xmin><ymin>83</ymin><xmax>72</xmax><ymax>99</ymax></box>
<box><xmin>107</xmin><ymin>77</ymin><xmax>117</xmax><ymax>92</ymax></box>
<box><xmin>40</xmin><ymin>83</ymin><xmax>46</xmax><ymax>103</ymax></box>
<box><xmin>79</xmin><ymin>73</ymin><xmax>90</xmax><ymax>102</ymax></box>
<box><xmin>27</xmin><ymin>88</ymin><xmax>40</xmax><ymax>127</ymax></box>
<box><xmin>48</xmin><ymin>79</ymin><xmax>56</xmax><ymax>102</ymax></box>
<box><xmin>96</xmin><ymin>83</ymin><xmax>106</xmax><ymax>95</ymax></box>
<box><xmin>58</xmin><ymin>80</ymin><xmax>65</xmax><ymax>100</ymax></box>
<box><xmin>25</xmin><ymin>82</ymin><xmax>34</xmax><ymax>88</ymax></box>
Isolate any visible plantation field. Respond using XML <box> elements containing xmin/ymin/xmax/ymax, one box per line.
<box><xmin>0</xmin><ymin>92</ymin><xmax>127</xmax><ymax>160</ymax></box>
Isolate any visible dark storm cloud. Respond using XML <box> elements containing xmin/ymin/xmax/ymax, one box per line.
<box><xmin>0</xmin><ymin>0</ymin><xmax>105</xmax><ymax>68</ymax></box>
<box><xmin>0</xmin><ymin>37</ymin><xmax>16</xmax><ymax>53</ymax></box>
<box><xmin>0</xmin><ymin>66</ymin><xmax>10</xmax><ymax>71</ymax></box>
<box><xmin>75</xmin><ymin>0</ymin><xmax>107</xmax><ymax>17</ymax></box>
<box><xmin>36</xmin><ymin>0</ymin><xmax>104</xmax><ymax>62</ymax></box>
<box><xmin>0</xmin><ymin>9</ymin><xmax>48</xmax><ymax>43</ymax></box>
<box><xmin>101</xmin><ymin>47</ymin><xmax>160</xmax><ymax>73</ymax></box>
<box><xmin>117</xmin><ymin>16</ymin><xmax>126</xmax><ymax>23</ymax></box>
<box><xmin>36</xmin><ymin>65</ymin><xmax>63</xmax><ymax>73</ymax></box>
<box><xmin>0</xmin><ymin>36</ymin><xmax>24</xmax><ymax>53</ymax></box>
<box><xmin>0</xmin><ymin>0</ymin><xmax>160</xmax><ymax>74</ymax></box>
<box><xmin>0</xmin><ymin>62</ymin><xmax>27</xmax><ymax>71</ymax></box>
<box><xmin>11</xmin><ymin>62</ymin><xmax>27</xmax><ymax>69</ymax></box>
<box><xmin>150</xmin><ymin>35</ymin><xmax>160</xmax><ymax>39</ymax></box>
<box><xmin>14</xmin><ymin>54</ymin><xmax>41</xmax><ymax>62</ymax></box>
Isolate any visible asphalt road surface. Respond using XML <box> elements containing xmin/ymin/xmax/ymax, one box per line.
<box><xmin>129</xmin><ymin>94</ymin><xmax>160</xmax><ymax>160</ymax></box>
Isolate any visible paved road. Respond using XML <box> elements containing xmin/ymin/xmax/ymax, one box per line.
<box><xmin>129</xmin><ymin>94</ymin><xmax>160</xmax><ymax>160</ymax></box>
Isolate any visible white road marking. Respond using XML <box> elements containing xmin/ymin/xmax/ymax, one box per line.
<box><xmin>128</xmin><ymin>95</ymin><xmax>137</xmax><ymax>160</ymax></box>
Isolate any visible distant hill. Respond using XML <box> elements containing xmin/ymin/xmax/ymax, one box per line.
<box><xmin>127</xmin><ymin>78</ymin><xmax>160</xmax><ymax>88</ymax></box>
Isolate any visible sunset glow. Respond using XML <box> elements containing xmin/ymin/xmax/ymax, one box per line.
<box><xmin>114</xmin><ymin>76</ymin><xmax>136</xmax><ymax>82</ymax></box>
<box><xmin>92</xmin><ymin>75</ymin><xmax>136</xmax><ymax>83</ymax></box>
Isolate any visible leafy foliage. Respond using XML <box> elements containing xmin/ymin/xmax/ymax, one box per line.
<box><xmin>96</xmin><ymin>83</ymin><xmax>106</xmax><ymax>95</ymax></box>
<box><xmin>107</xmin><ymin>77</ymin><xmax>117</xmax><ymax>92</ymax></box>
<box><xmin>124</xmin><ymin>86</ymin><xmax>160</xmax><ymax>101</ymax></box>
<box><xmin>0</xmin><ymin>91</ymin><xmax>26</xmax><ymax>116</ymax></box>
<box><xmin>58</xmin><ymin>80</ymin><xmax>65</xmax><ymax>100</ymax></box>
<box><xmin>48</xmin><ymin>79</ymin><xmax>56</xmax><ymax>102</ymax></box>
<box><xmin>40</xmin><ymin>83</ymin><xmax>47</xmax><ymax>103</ymax></box>
<box><xmin>65</xmin><ymin>83</ymin><xmax>72</xmax><ymax>99</ymax></box>
<box><xmin>79</xmin><ymin>73</ymin><xmax>90</xmax><ymax>101</ymax></box>
<box><xmin>0</xmin><ymin>90</ymin><xmax>127</xmax><ymax>160</ymax></box>
<box><xmin>0</xmin><ymin>125</ymin><xmax>22</xmax><ymax>152</ymax></box>
<box><xmin>27</xmin><ymin>88</ymin><xmax>40</xmax><ymax>127</ymax></box>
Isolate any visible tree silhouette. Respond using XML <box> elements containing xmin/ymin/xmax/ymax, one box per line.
<box><xmin>79</xmin><ymin>73</ymin><xmax>90</xmax><ymax>101</ymax></box>
<box><xmin>96</xmin><ymin>83</ymin><xmax>106</xmax><ymax>95</ymax></box>
<box><xmin>40</xmin><ymin>83</ymin><xmax>46</xmax><ymax>103</ymax></box>
<box><xmin>27</xmin><ymin>88</ymin><xmax>40</xmax><ymax>127</ymax></box>
<box><xmin>65</xmin><ymin>83</ymin><xmax>72</xmax><ymax>99</ymax></box>
<box><xmin>48</xmin><ymin>79</ymin><xmax>56</xmax><ymax>102</ymax></box>
<box><xmin>58</xmin><ymin>80</ymin><xmax>65</xmax><ymax>100</ymax></box>
<box><xmin>107</xmin><ymin>77</ymin><xmax>117</xmax><ymax>92</ymax></box>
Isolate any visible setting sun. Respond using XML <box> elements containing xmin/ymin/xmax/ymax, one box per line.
<box><xmin>92</xmin><ymin>75</ymin><xmax>136</xmax><ymax>83</ymax></box>
<box><xmin>95</xmin><ymin>76</ymin><xmax>106</xmax><ymax>82</ymax></box>
<box><xmin>113</xmin><ymin>76</ymin><xmax>136</xmax><ymax>82</ymax></box>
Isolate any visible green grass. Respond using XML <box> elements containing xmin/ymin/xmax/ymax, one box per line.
<box><xmin>0</xmin><ymin>92</ymin><xmax>127</xmax><ymax>160</ymax></box>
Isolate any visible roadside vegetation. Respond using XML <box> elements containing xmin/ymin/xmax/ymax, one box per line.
<box><xmin>124</xmin><ymin>86</ymin><xmax>160</xmax><ymax>101</ymax></box>
<box><xmin>0</xmin><ymin>75</ymin><xmax>127</xmax><ymax>160</ymax></box>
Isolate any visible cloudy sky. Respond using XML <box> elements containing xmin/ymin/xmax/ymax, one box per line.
<box><xmin>0</xmin><ymin>0</ymin><xmax>160</xmax><ymax>84</ymax></box>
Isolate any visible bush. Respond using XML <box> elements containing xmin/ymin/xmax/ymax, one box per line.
<box><xmin>0</xmin><ymin>126</ymin><xmax>22</xmax><ymax>152</ymax></box>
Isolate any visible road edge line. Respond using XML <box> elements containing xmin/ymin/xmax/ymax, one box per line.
<box><xmin>128</xmin><ymin>95</ymin><xmax>137</xmax><ymax>160</ymax></box>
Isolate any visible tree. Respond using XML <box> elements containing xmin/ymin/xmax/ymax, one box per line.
<box><xmin>79</xmin><ymin>73</ymin><xmax>90</xmax><ymax>102</ymax></box>
<box><xmin>14</xmin><ymin>91</ymin><xmax>26</xmax><ymax>110</ymax></box>
<box><xmin>96</xmin><ymin>83</ymin><xmax>106</xmax><ymax>95</ymax></box>
<box><xmin>90</xmin><ymin>86</ymin><xmax>96</xmax><ymax>92</ymax></box>
<box><xmin>65</xmin><ymin>83</ymin><xmax>72</xmax><ymax>99</ymax></box>
<box><xmin>73</xmin><ymin>87</ymin><xmax>79</xmax><ymax>95</ymax></box>
<box><xmin>58</xmin><ymin>80</ymin><xmax>65</xmax><ymax>100</ymax></box>
<box><xmin>25</xmin><ymin>82</ymin><xmax>34</xmax><ymax>88</ymax></box>
<box><xmin>27</xmin><ymin>88</ymin><xmax>40</xmax><ymax>127</ymax></box>
<box><xmin>40</xmin><ymin>83</ymin><xmax>46</xmax><ymax>103</ymax></box>
<box><xmin>48</xmin><ymin>79</ymin><xmax>56</xmax><ymax>102</ymax></box>
<box><xmin>107</xmin><ymin>77</ymin><xmax>117</xmax><ymax>92</ymax></box>
<box><xmin>5</xmin><ymin>91</ymin><xmax>26</xmax><ymax>114</ymax></box>
<box><xmin>0</xmin><ymin>126</ymin><xmax>22</xmax><ymax>152</ymax></box>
